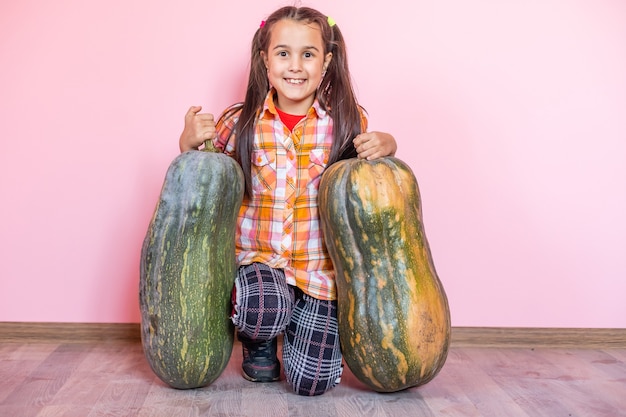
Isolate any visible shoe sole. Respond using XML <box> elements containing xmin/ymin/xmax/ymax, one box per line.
<box><xmin>242</xmin><ymin>368</ymin><xmax>280</xmax><ymax>383</ymax></box>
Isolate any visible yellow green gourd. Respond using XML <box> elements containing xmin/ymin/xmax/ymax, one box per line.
<box><xmin>318</xmin><ymin>157</ymin><xmax>451</xmax><ymax>392</ymax></box>
<box><xmin>139</xmin><ymin>144</ymin><xmax>243</xmax><ymax>389</ymax></box>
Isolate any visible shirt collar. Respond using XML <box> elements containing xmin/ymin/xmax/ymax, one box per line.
<box><xmin>260</xmin><ymin>88</ymin><xmax>328</xmax><ymax>120</ymax></box>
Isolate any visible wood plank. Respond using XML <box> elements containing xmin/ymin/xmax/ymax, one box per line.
<box><xmin>534</xmin><ymin>348</ymin><xmax>626</xmax><ymax>414</ymax></box>
<box><xmin>430</xmin><ymin>348</ymin><xmax>532</xmax><ymax>417</ymax></box>
<box><xmin>86</xmin><ymin>379</ymin><xmax>152</xmax><ymax>417</ymax></box>
<box><xmin>418</xmin><ymin>352</ymin><xmax>484</xmax><ymax>416</ymax></box>
<box><xmin>1</xmin><ymin>326</ymin><xmax>625</xmax><ymax>416</ymax></box>
<box><xmin>0</xmin><ymin>405</ymin><xmax>42</xmax><ymax>417</ymax></box>
<box><xmin>451</xmin><ymin>327</ymin><xmax>626</xmax><ymax>348</ymax></box>
<box><xmin>462</xmin><ymin>347</ymin><xmax>577</xmax><ymax>417</ymax></box>
<box><xmin>1</xmin><ymin>344</ymin><xmax>90</xmax><ymax>407</ymax></box>
<box><xmin>0</xmin><ymin>322</ymin><xmax>140</xmax><ymax>343</ymax></box>
<box><xmin>0</xmin><ymin>343</ymin><xmax>57</xmax><ymax>403</ymax></box>
<box><xmin>3</xmin><ymin>322</ymin><xmax>626</xmax><ymax>348</ymax></box>
<box><xmin>140</xmin><ymin>378</ymin><xmax>197</xmax><ymax>410</ymax></box>
<box><xmin>36</xmin><ymin>405</ymin><xmax>94</xmax><ymax>417</ymax></box>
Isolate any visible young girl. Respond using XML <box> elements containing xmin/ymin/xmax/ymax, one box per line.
<box><xmin>179</xmin><ymin>6</ymin><xmax>397</xmax><ymax>396</ymax></box>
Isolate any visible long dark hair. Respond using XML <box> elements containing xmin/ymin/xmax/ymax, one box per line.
<box><xmin>223</xmin><ymin>6</ymin><xmax>364</xmax><ymax>197</ymax></box>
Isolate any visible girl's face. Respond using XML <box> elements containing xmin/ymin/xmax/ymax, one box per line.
<box><xmin>262</xmin><ymin>19</ymin><xmax>332</xmax><ymax>115</ymax></box>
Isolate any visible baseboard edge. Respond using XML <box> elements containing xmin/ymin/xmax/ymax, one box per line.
<box><xmin>1</xmin><ymin>322</ymin><xmax>624</xmax><ymax>348</ymax></box>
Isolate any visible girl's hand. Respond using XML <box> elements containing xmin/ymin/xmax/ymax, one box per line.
<box><xmin>179</xmin><ymin>106</ymin><xmax>217</xmax><ymax>152</ymax></box>
<box><xmin>353</xmin><ymin>131</ymin><xmax>397</xmax><ymax>160</ymax></box>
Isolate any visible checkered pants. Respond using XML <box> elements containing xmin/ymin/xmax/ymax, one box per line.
<box><xmin>231</xmin><ymin>263</ymin><xmax>343</xmax><ymax>396</ymax></box>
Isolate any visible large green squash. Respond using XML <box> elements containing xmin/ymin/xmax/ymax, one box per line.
<box><xmin>139</xmin><ymin>147</ymin><xmax>243</xmax><ymax>389</ymax></box>
<box><xmin>318</xmin><ymin>157</ymin><xmax>450</xmax><ymax>393</ymax></box>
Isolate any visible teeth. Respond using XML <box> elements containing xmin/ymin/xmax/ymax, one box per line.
<box><xmin>286</xmin><ymin>79</ymin><xmax>304</xmax><ymax>84</ymax></box>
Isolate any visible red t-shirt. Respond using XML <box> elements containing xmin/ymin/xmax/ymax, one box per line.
<box><xmin>275</xmin><ymin>106</ymin><xmax>305</xmax><ymax>131</ymax></box>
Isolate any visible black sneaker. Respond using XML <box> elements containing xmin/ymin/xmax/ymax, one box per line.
<box><xmin>240</xmin><ymin>336</ymin><xmax>280</xmax><ymax>382</ymax></box>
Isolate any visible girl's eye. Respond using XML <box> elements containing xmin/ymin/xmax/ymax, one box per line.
<box><xmin>304</xmin><ymin>52</ymin><xmax>313</xmax><ymax>58</ymax></box>
<box><xmin>278</xmin><ymin>51</ymin><xmax>288</xmax><ymax>57</ymax></box>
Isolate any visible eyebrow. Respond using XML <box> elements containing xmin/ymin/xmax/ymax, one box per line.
<box><xmin>272</xmin><ymin>44</ymin><xmax>321</xmax><ymax>52</ymax></box>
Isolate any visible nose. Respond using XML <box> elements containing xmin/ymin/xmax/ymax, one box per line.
<box><xmin>289</xmin><ymin>56</ymin><xmax>302</xmax><ymax>72</ymax></box>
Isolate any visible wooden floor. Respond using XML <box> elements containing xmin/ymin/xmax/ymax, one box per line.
<box><xmin>1</xmin><ymin>324</ymin><xmax>625</xmax><ymax>417</ymax></box>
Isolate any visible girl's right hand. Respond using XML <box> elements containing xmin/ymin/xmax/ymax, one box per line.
<box><xmin>179</xmin><ymin>106</ymin><xmax>217</xmax><ymax>152</ymax></box>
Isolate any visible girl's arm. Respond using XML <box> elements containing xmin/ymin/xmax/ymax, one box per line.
<box><xmin>353</xmin><ymin>131</ymin><xmax>398</xmax><ymax>160</ymax></box>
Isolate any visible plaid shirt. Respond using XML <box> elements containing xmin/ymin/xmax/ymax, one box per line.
<box><xmin>214</xmin><ymin>90</ymin><xmax>367</xmax><ymax>300</ymax></box>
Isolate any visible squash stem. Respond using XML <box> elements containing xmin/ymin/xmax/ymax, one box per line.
<box><xmin>203</xmin><ymin>140</ymin><xmax>220</xmax><ymax>153</ymax></box>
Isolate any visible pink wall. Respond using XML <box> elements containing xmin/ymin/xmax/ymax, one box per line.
<box><xmin>1</xmin><ymin>1</ymin><xmax>625</xmax><ymax>327</ymax></box>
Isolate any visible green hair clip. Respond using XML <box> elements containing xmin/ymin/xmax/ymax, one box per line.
<box><xmin>327</xmin><ymin>16</ymin><xmax>336</xmax><ymax>27</ymax></box>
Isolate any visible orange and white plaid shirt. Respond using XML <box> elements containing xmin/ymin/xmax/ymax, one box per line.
<box><xmin>214</xmin><ymin>90</ymin><xmax>367</xmax><ymax>300</ymax></box>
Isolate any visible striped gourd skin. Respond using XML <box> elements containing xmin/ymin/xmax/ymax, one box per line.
<box><xmin>319</xmin><ymin>157</ymin><xmax>451</xmax><ymax>393</ymax></box>
<box><xmin>140</xmin><ymin>150</ymin><xmax>243</xmax><ymax>389</ymax></box>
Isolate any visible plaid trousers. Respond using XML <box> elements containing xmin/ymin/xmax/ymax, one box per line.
<box><xmin>232</xmin><ymin>263</ymin><xmax>343</xmax><ymax>396</ymax></box>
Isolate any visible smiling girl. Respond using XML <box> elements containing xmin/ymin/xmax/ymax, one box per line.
<box><xmin>178</xmin><ymin>6</ymin><xmax>397</xmax><ymax>396</ymax></box>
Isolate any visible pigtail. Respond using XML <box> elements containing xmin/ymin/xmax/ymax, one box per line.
<box><xmin>318</xmin><ymin>21</ymin><xmax>364</xmax><ymax>165</ymax></box>
<box><xmin>234</xmin><ymin>27</ymin><xmax>271</xmax><ymax>197</ymax></box>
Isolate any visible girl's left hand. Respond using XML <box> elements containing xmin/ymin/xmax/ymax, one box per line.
<box><xmin>353</xmin><ymin>131</ymin><xmax>397</xmax><ymax>160</ymax></box>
